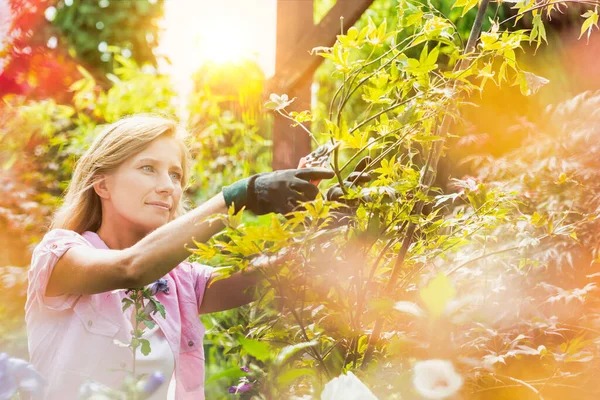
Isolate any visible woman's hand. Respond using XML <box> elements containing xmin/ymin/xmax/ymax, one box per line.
<box><xmin>222</xmin><ymin>168</ymin><xmax>335</xmax><ymax>215</ymax></box>
<box><xmin>326</xmin><ymin>156</ymin><xmax>372</xmax><ymax>206</ymax></box>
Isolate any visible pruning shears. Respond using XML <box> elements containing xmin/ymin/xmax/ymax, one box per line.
<box><xmin>297</xmin><ymin>141</ymin><xmax>341</xmax><ymax>185</ymax></box>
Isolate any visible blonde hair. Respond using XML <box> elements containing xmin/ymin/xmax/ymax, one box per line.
<box><xmin>51</xmin><ymin>114</ymin><xmax>192</xmax><ymax>233</ymax></box>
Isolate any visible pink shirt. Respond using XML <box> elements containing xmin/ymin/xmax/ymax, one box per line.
<box><xmin>25</xmin><ymin>229</ymin><xmax>214</xmax><ymax>399</ymax></box>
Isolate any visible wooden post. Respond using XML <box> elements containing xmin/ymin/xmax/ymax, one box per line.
<box><xmin>271</xmin><ymin>0</ymin><xmax>375</xmax><ymax>170</ymax></box>
<box><xmin>272</xmin><ymin>0</ymin><xmax>314</xmax><ymax>171</ymax></box>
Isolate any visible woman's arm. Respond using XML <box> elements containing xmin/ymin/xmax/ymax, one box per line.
<box><xmin>47</xmin><ymin>167</ymin><xmax>333</xmax><ymax>297</ymax></box>
<box><xmin>198</xmin><ymin>269</ymin><xmax>261</xmax><ymax>314</ymax></box>
<box><xmin>198</xmin><ymin>251</ymin><xmax>289</xmax><ymax>314</ymax></box>
<box><xmin>47</xmin><ymin>193</ymin><xmax>227</xmax><ymax>296</ymax></box>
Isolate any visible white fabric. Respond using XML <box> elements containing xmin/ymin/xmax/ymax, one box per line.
<box><xmin>125</xmin><ymin>302</ymin><xmax>176</xmax><ymax>399</ymax></box>
<box><xmin>136</xmin><ymin>323</ymin><xmax>176</xmax><ymax>399</ymax></box>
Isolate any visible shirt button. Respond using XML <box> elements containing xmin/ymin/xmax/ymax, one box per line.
<box><xmin>188</xmin><ymin>340</ymin><xmax>194</xmax><ymax>347</ymax></box>
<box><xmin>87</xmin><ymin>320</ymin><xmax>93</xmax><ymax>327</ymax></box>
<box><xmin>120</xmin><ymin>362</ymin><xmax>127</xmax><ymax>368</ymax></box>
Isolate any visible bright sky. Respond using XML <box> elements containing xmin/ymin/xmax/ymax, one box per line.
<box><xmin>156</xmin><ymin>0</ymin><xmax>277</xmax><ymax>79</ymax></box>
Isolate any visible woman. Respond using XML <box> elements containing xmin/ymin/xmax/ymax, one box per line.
<box><xmin>24</xmin><ymin>115</ymin><xmax>334</xmax><ymax>399</ymax></box>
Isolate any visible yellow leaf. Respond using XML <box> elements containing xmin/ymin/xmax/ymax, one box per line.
<box><xmin>579</xmin><ymin>10</ymin><xmax>599</xmax><ymax>42</ymax></box>
<box><xmin>569</xmin><ymin>231</ymin><xmax>578</xmax><ymax>241</ymax></box>
<box><xmin>419</xmin><ymin>272</ymin><xmax>456</xmax><ymax>319</ymax></box>
<box><xmin>453</xmin><ymin>0</ymin><xmax>480</xmax><ymax>17</ymax></box>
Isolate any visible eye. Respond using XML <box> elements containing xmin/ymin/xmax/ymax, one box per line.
<box><xmin>170</xmin><ymin>172</ymin><xmax>182</xmax><ymax>181</ymax></box>
<box><xmin>141</xmin><ymin>165</ymin><xmax>154</xmax><ymax>173</ymax></box>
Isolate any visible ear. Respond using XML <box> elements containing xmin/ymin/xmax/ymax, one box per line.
<box><xmin>93</xmin><ymin>175</ymin><xmax>111</xmax><ymax>200</ymax></box>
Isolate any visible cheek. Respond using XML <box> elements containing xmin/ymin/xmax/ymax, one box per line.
<box><xmin>111</xmin><ymin>173</ymin><xmax>148</xmax><ymax>205</ymax></box>
<box><xmin>173</xmin><ymin>187</ymin><xmax>183</xmax><ymax>206</ymax></box>
<box><xmin>169</xmin><ymin>187</ymin><xmax>183</xmax><ymax>214</ymax></box>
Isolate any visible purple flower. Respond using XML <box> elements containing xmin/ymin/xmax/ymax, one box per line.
<box><xmin>148</xmin><ymin>279</ymin><xmax>169</xmax><ymax>296</ymax></box>
<box><xmin>0</xmin><ymin>353</ymin><xmax>46</xmax><ymax>400</ymax></box>
<box><xmin>142</xmin><ymin>300</ymin><xmax>158</xmax><ymax>316</ymax></box>
<box><xmin>229</xmin><ymin>382</ymin><xmax>252</xmax><ymax>394</ymax></box>
<box><xmin>142</xmin><ymin>371</ymin><xmax>165</xmax><ymax>395</ymax></box>
<box><xmin>240</xmin><ymin>366</ymin><xmax>250</xmax><ymax>373</ymax></box>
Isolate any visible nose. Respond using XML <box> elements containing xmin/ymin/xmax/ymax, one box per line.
<box><xmin>156</xmin><ymin>172</ymin><xmax>175</xmax><ymax>195</ymax></box>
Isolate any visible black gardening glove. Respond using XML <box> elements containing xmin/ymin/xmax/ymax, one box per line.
<box><xmin>222</xmin><ymin>168</ymin><xmax>335</xmax><ymax>215</ymax></box>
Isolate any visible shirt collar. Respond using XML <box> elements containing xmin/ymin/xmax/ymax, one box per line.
<box><xmin>82</xmin><ymin>231</ymin><xmax>110</xmax><ymax>250</ymax></box>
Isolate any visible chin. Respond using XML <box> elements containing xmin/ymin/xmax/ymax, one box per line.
<box><xmin>140</xmin><ymin>217</ymin><xmax>169</xmax><ymax>232</ymax></box>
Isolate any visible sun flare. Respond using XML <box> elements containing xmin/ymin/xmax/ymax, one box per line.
<box><xmin>156</xmin><ymin>0</ymin><xmax>275</xmax><ymax>78</ymax></box>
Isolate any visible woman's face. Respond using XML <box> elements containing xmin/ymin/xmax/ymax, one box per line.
<box><xmin>101</xmin><ymin>135</ymin><xmax>184</xmax><ymax>234</ymax></box>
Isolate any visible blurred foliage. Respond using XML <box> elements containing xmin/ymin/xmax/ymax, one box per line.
<box><xmin>48</xmin><ymin>0</ymin><xmax>164</xmax><ymax>76</ymax></box>
<box><xmin>313</xmin><ymin>0</ymin><xmax>508</xmax><ymax>137</ymax></box>
<box><xmin>0</xmin><ymin>57</ymin><xmax>177</xmax><ymax>245</ymax></box>
<box><xmin>187</xmin><ymin>60</ymin><xmax>272</xmax><ymax>202</ymax></box>
<box><xmin>2</xmin><ymin>0</ymin><xmax>600</xmax><ymax>398</ymax></box>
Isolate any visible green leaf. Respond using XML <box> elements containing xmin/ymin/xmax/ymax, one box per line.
<box><xmin>419</xmin><ymin>272</ymin><xmax>456</xmax><ymax>319</ymax></box>
<box><xmin>140</xmin><ymin>338</ymin><xmax>151</xmax><ymax>356</ymax></box>
<box><xmin>275</xmin><ymin>341</ymin><xmax>318</xmax><ymax>366</ymax></box>
<box><xmin>530</xmin><ymin>14</ymin><xmax>547</xmax><ymax>50</ymax></box>
<box><xmin>238</xmin><ymin>337</ymin><xmax>272</xmax><ymax>362</ymax></box>
<box><xmin>143</xmin><ymin>320</ymin><xmax>156</xmax><ymax>329</ymax></box>
<box><xmin>205</xmin><ymin>367</ymin><xmax>246</xmax><ymax>384</ymax></box>
<box><xmin>152</xmin><ymin>298</ymin><xmax>166</xmax><ymax>319</ymax></box>
<box><xmin>277</xmin><ymin>368</ymin><xmax>316</xmax><ymax>386</ymax></box>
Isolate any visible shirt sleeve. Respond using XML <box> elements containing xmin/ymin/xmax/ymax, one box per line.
<box><xmin>28</xmin><ymin>229</ymin><xmax>91</xmax><ymax>311</ymax></box>
<box><xmin>190</xmin><ymin>261</ymin><xmax>214</xmax><ymax>308</ymax></box>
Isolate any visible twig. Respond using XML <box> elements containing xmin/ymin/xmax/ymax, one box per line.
<box><xmin>361</xmin><ymin>0</ymin><xmax>492</xmax><ymax>369</ymax></box>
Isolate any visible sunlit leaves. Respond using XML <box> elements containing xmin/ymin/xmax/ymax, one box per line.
<box><xmin>579</xmin><ymin>9</ymin><xmax>599</xmax><ymax>42</ymax></box>
<box><xmin>289</xmin><ymin>110</ymin><xmax>313</xmax><ymax>126</ymax></box>
<box><xmin>557</xmin><ymin>335</ymin><xmax>595</xmax><ymax>363</ymax></box>
<box><xmin>317</xmin><ymin>42</ymin><xmax>353</xmax><ymax>73</ymax></box>
<box><xmin>361</xmin><ymin>72</ymin><xmax>394</xmax><ymax>105</ymax></box>
<box><xmin>404</xmin><ymin>45</ymin><xmax>440</xmax><ymax>78</ymax></box>
<box><xmin>422</xmin><ymin>16</ymin><xmax>455</xmax><ymax>41</ymax></box>
<box><xmin>70</xmin><ymin>65</ymin><xmax>97</xmax><ymax>110</ymax></box>
<box><xmin>530</xmin><ymin>14</ymin><xmax>547</xmax><ymax>51</ymax></box>
<box><xmin>238</xmin><ymin>337</ymin><xmax>272</xmax><ymax>362</ymax></box>
<box><xmin>453</xmin><ymin>0</ymin><xmax>480</xmax><ymax>17</ymax></box>
<box><xmin>336</xmin><ymin>26</ymin><xmax>368</xmax><ymax>49</ymax></box>
<box><xmin>543</xmin><ymin>283</ymin><xmax>597</xmax><ymax>305</ymax></box>
<box><xmin>477</xmin><ymin>62</ymin><xmax>496</xmax><ymax>89</ymax></box>
<box><xmin>366</xmin><ymin>17</ymin><xmax>394</xmax><ymax>46</ymax></box>
<box><xmin>419</xmin><ymin>272</ymin><xmax>456</xmax><ymax>319</ymax></box>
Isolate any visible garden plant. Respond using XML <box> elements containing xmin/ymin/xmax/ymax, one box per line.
<box><xmin>2</xmin><ymin>0</ymin><xmax>600</xmax><ymax>399</ymax></box>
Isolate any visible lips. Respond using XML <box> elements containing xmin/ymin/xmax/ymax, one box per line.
<box><xmin>146</xmin><ymin>202</ymin><xmax>171</xmax><ymax>211</ymax></box>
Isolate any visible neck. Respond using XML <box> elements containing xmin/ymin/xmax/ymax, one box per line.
<box><xmin>95</xmin><ymin>216</ymin><xmax>149</xmax><ymax>250</ymax></box>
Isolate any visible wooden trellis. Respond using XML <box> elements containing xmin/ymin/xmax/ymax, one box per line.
<box><xmin>270</xmin><ymin>0</ymin><xmax>375</xmax><ymax>170</ymax></box>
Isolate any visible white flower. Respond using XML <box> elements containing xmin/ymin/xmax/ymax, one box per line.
<box><xmin>264</xmin><ymin>93</ymin><xmax>296</xmax><ymax>110</ymax></box>
<box><xmin>321</xmin><ymin>371</ymin><xmax>378</xmax><ymax>400</ymax></box>
<box><xmin>412</xmin><ymin>360</ymin><xmax>463</xmax><ymax>399</ymax></box>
